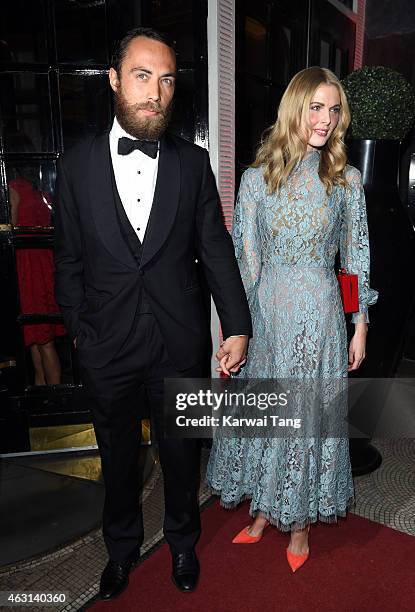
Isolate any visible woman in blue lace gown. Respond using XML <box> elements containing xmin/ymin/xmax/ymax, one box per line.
<box><xmin>207</xmin><ymin>67</ymin><xmax>378</xmax><ymax>571</ymax></box>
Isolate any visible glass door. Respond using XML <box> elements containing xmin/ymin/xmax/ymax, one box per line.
<box><xmin>0</xmin><ymin>0</ymin><xmax>208</xmax><ymax>454</ymax></box>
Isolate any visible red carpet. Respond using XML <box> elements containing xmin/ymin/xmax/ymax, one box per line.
<box><xmin>88</xmin><ymin>500</ymin><xmax>415</xmax><ymax>612</ymax></box>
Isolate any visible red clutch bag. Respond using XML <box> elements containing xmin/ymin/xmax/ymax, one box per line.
<box><xmin>337</xmin><ymin>268</ymin><xmax>359</xmax><ymax>313</ymax></box>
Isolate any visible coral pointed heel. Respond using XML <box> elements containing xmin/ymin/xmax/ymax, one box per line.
<box><xmin>286</xmin><ymin>525</ymin><xmax>310</xmax><ymax>572</ymax></box>
<box><xmin>286</xmin><ymin>548</ymin><xmax>309</xmax><ymax>572</ymax></box>
<box><xmin>232</xmin><ymin>522</ymin><xmax>269</xmax><ymax>544</ymax></box>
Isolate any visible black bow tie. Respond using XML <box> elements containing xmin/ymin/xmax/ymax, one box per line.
<box><xmin>118</xmin><ymin>137</ymin><xmax>159</xmax><ymax>159</ymax></box>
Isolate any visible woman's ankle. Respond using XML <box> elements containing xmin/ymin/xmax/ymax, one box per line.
<box><xmin>248</xmin><ymin>515</ymin><xmax>268</xmax><ymax>535</ymax></box>
<box><xmin>288</xmin><ymin>526</ymin><xmax>310</xmax><ymax>554</ymax></box>
<box><xmin>256</xmin><ymin>513</ymin><xmax>269</xmax><ymax>526</ymax></box>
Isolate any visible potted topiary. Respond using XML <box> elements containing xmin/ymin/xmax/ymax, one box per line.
<box><xmin>341</xmin><ymin>67</ymin><xmax>415</xmax><ymax>475</ymax></box>
<box><xmin>342</xmin><ymin>66</ymin><xmax>415</xmax><ymax>204</ymax></box>
<box><xmin>342</xmin><ymin>66</ymin><xmax>415</xmax><ymax>140</ymax></box>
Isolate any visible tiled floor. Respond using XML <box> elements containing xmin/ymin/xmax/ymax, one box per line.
<box><xmin>1</xmin><ymin>439</ymin><xmax>414</xmax><ymax>612</ymax></box>
<box><xmin>0</xmin><ymin>448</ymin><xmax>213</xmax><ymax>612</ymax></box>
<box><xmin>353</xmin><ymin>438</ymin><xmax>415</xmax><ymax>536</ymax></box>
<box><xmin>1</xmin><ymin>360</ymin><xmax>414</xmax><ymax>611</ymax></box>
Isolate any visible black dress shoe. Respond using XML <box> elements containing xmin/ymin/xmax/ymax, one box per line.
<box><xmin>99</xmin><ymin>555</ymin><xmax>138</xmax><ymax>600</ymax></box>
<box><xmin>171</xmin><ymin>551</ymin><xmax>200</xmax><ymax>592</ymax></box>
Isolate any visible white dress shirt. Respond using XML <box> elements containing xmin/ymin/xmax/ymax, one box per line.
<box><xmin>109</xmin><ymin>117</ymin><xmax>159</xmax><ymax>243</ymax></box>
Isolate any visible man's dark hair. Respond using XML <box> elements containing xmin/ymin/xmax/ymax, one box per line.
<box><xmin>111</xmin><ymin>27</ymin><xmax>175</xmax><ymax>75</ymax></box>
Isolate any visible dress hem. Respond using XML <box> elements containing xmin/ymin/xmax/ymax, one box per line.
<box><xmin>208</xmin><ymin>486</ymin><xmax>355</xmax><ymax>533</ymax></box>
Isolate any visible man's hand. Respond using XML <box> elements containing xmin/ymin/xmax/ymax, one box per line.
<box><xmin>215</xmin><ymin>336</ymin><xmax>249</xmax><ymax>376</ymax></box>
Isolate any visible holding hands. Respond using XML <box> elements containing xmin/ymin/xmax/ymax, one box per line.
<box><xmin>215</xmin><ymin>326</ymin><xmax>367</xmax><ymax>375</ymax></box>
<box><xmin>215</xmin><ymin>336</ymin><xmax>249</xmax><ymax>376</ymax></box>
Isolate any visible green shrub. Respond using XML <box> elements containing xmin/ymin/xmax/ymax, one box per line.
<box><xmin>341</xmin><ymin>66</ymin><xmax>415</xmax><ymax>140</ymax></box>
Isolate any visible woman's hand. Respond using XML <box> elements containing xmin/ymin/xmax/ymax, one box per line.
<box><xmin>348</xmin><ymin>322</ymin><xmax>367</xmax><ymax>371</ymax></box>
<box><xmin>215</xmin><ymin>336</ymin><xmax>248</xmax><ymax>376</ymax></box>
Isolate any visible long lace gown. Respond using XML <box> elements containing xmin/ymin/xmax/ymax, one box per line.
<box><xmin>206</xmin><ymin>150</ymin><xmax>378</xmax><ymax>530</ymax></box>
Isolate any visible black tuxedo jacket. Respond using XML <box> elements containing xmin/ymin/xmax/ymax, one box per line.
<box><xmin>54</xmin><ymin>130</ymin><xmax>252</xmax><ymax>370</ymax></box>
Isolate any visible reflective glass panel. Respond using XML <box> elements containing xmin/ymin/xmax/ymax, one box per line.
<box><xmin>0</xmin><ymin>0</ymin><xmax>48</xmax><ymax>64</ymax></box>
<box><xmin>169</xmin><ymin>70</ymin><xmax>196</xmax><ymax>142</ymax></box>
<box><xmin>0</xmin><ymin>73</ymin><xmax>54</xmax><ymax>153</ymax></box>
<box><xmin>147</xmin><ymin>0</ymin><xmax>195</xmax><ymax>63</ymax></box>
<box><xmin>269</xmin><ymin>24</ymin><xmax>292</xmax><ymax>85</ymax></box>
<box><xmin>236</xmin><ymin>74</ymin><xmax>267</xmax><ymax>168</ymax></box>
<box><xmin>339</xmin><ymin>0</ymin><xmax>353</xmax><ymax>8</ymax></box>
<box><xmin>245</xmin><ymin>17</ymin><xmax>267</xmax><ymax>79</ymax></box>
<box><xmin>335</xmin><ymin>47</ymin><xmax>342</xmax><ymax>78</ymax></box>
<box><xmin>320</xmin><ymin>39</ymin><xmax>330</xmax><ymax>68</ymax></box>
<box><xmin>60</xmin><ymin>73</ymin><xmax>112</xmax><ymax>149</ymax></box>
<box><xmin>55</xmin><ymin>0</ymin><xmax>108</xmax><ymax>64</ymax></box>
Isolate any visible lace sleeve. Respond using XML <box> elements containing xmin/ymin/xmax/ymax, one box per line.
<box><xmin>340</xmin><ymin>167</ymin><xmax>378</xmax><ymax>324</ymax></box>
<box><xmin>232</xmin><ymin>169</ymin><xmax>262</xmax><ymax>308</ymax></box>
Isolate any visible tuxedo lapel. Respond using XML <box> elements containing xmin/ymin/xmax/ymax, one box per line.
<box><xmin>140</xmin><ymin>134</ymin><xmax>180</xmax><ymax>269</ymax></box>
<box><xmin>88</xmin><ymin>133</ymin><xmax>137</xmax><ymax>270</ymax></box>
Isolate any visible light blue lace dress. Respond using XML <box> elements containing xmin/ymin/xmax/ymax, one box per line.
<box><xmin>206</xmin><ymin>150</ymin><xmax>378</xmax><ymax>531</ymax></box>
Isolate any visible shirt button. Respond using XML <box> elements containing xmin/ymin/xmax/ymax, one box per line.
<box><xmin>137</xmin><ymin>227</ymin><xmax>140</xmax><ymax>231</ymax></box>
<box><xmin>137</xmin><ymin>198</ymin><xmax>141</xmax><ymax>202</ymax></box>
<box><xmin>137</xmin><ymin>170</ymin><xmax>141</xmax><ymax>174</ymax></box>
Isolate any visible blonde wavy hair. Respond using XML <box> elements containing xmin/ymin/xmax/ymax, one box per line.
<box><xmin>253</xmin><ymin>66</ymin><xmax>351</xmax><ymax>194</ymax></box>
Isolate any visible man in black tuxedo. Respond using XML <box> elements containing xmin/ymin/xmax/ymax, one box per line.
<box><xmin>54</xmin><ymin>27</ymin><xmax>251</xmax><ymax>600</ymax></box>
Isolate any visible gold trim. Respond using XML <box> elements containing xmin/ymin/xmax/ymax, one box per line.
<box><xmin>0</xmin><ymin>224</ymin><xmax>12</xmax><ymax>232</ymax></box>
<box><xmin>0</xmin><ymin>360</ymin><xmax>16</xmax><ymax>369</ymax></box>
<box><xmin>29</xmin><ymin>420</ymin><xmax>151</xmax><ymax>452</ymax></box>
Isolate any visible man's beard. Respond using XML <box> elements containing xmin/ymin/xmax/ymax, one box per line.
<box><xmin>114</xmin><ymin>89</ymin><xmax>173</xmax><ymax>141</ymax></box>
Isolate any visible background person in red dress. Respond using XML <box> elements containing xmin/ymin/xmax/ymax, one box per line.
<box><xmin>9</xmin><ymin>170</ymin><xmax>66</xmax><ymax>385</ymax></box>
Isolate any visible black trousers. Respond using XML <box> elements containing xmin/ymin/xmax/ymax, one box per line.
<box><xmin>79</xmin><ymin>313</ymin><xmax>206</xmax><ymax>562</ymax></box>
